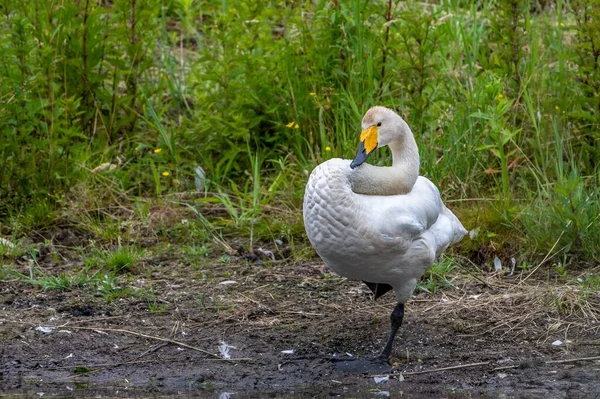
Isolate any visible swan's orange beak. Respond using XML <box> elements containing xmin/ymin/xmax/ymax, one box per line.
<box><xmin>350</xmin><ymin>125</ymin><xmax>378</xmax><ymax>169</ymax></box>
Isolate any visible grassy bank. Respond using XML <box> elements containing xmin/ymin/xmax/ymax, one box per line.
<box><xmin>1</xmin><ymin>0</ymin><xmax>599</xmax><ymax>276</ymax></box>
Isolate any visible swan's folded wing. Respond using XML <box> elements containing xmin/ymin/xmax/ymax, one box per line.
<box><xmin>356</xmin><ymin>177</ymin><xmax>443</xmax><ymax>242</ymax></box>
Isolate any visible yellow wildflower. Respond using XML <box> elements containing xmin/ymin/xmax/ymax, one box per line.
<box><xmin>286</xmin><ymin>121</ymin><xmax>295</xmax><ymax>128</ymax></box>
<box><xmin>325</xmin><ymin>146</ymin><xmax>331</xmax><ymax>152</ymax></box>
<box><xmin>154</xmin><ymin>148</ymin><xmax>162</xmax><ymax>154</ymax></box>
<box><xmin>309</xmin><ymin>92</ymin><xmax>316</xmax><ymax>96</ymax></box>
<box><xmin>497</xmin><ymin>93</ymin><xmax>504</xmax><ymax>100</ymax></box>
<box><xmin>294</xmin><ymin>123</ymin><xmax>299</xmax><ymax>129</ymax></box>
<box><xmin>555</xmin><ymin>105</ymin><xmax>560</xmax><ymax>111</ymax></box>
<box><xmin>162</xmin><ymin>171</ymin><xmax>170</xmax><ymax>177</ymax></box>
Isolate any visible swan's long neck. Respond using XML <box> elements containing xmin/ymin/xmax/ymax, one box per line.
<box><xmin>349</xmin><ymin>122</ymin><xmax>420</xmax><ymax>196</ymax></box>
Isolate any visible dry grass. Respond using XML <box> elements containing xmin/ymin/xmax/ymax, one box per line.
<box><xmin>409</xmin><ymin>273</ymin><xmax>600</xmax><ymax>347</ymax></box>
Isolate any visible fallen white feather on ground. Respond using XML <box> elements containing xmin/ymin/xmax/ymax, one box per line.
<box><xmin>256</xmin><ymin>247</ymin><xmax>275</xmax><ymax>260</ymax></box>
<box><xmin>0</xmin><ymin>237</ymin><xmax>15</xmax><ymax>249</ymax></box>
<box><xmin>469</xmin><ymin>228</ymin><xmax>479</xmax><ymax>239</ymax></box>
<box><xmin>494</xmin><ymin>256</ymin><xmax>502</xmax><ymax>271</ymax></box>
<box><xmin>374</xmin><ymin>375</ymin><xmax>389</xmax><ymax>384</ymax></box>
<box><xmin>219</xmin><ymin>341</ymin><xmax>237</xmax><ymax>359</ymax></box>
<box><xmin>194</xmin><ymin>165</ymin><xmax>206</xmax><ymax>191</ymax></box>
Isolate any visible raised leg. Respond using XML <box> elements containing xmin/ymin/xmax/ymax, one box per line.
<box><xmin>378</xmin><ymin>302</ymin><xmax>405</xmax><ymax>361</ymax></box>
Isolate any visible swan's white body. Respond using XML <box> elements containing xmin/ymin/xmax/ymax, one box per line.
<box><xmin>303</xmin><ymin>107</ymin><xmax>466</xmax><ymax>304</ymax></box>
<box><xmin>303</xmin><ymin>158</ymin><xmax>465</xmax><ymax>302</ymax></box>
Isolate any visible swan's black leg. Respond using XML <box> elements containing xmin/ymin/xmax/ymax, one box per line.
<box><xmin>333</xmin><ymin>302</ymin><xmax>404</xmax><ymax>373</ymax></box>
<box><xmin>362</xmin><ymin>281</ymin><xmax>394</xmax><ymax>300</ymax></box>
<box><xmin>378</xmin><ymin>302</ymin><xmax>405</xmax><ymax>361</ymax></box>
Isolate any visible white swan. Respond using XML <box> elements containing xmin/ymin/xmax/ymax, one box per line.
<box><xmin>303</xmin><ymin>106</ymin><xmax>466</xmax><ymax>365</ymax></box>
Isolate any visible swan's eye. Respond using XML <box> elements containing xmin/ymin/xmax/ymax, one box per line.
<box><xmin>377</xmin><ymin>122</ymin><xmax>382</xmax><ymax>127</ymax></box>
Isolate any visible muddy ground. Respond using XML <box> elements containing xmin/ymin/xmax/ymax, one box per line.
<box><xmin>1</xmin><ymin>233</ymin><xmax>600</xmax><ymax>398</ymax></box>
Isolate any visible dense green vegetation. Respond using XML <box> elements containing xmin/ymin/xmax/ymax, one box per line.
<box><xmin>1</xmin><ymin>0</ymin><xmax>598</xmax><ymax>270</ymax></box>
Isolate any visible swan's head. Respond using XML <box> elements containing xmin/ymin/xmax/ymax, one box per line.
<box><xmin>350</xmin><ymin>106</ymin><xmax>406</xmax><ymax>169</ymax></box>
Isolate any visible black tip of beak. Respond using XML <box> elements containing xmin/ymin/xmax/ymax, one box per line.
<box><xmin>350</xmin><ymin>141</ymin><xmax>367</xmax><ymax>169</ymax></box>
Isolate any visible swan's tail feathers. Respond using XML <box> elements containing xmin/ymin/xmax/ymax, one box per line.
<box><xmin>442</xmin><ymin>205</ymin><xmax>468</xmax><ymax>245</ymax></box>
<box><xmin>424</xmin><ymin>206</ymin><xmax>467</xmax><ymax>259</ymax></box>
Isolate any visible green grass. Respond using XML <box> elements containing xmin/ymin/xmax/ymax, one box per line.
<box><xmin>7</xmin><ymin>263</ymin><xmax>151</xmax><ymax>303</ymax></box>
<box><xmin>417</xmin><ymin>256</ymin><xmax>457</xmax><ymax>295</ymax></box>
<box><xmin>0</xmin><ymin>241</ymin><xmax>149</xmax><ymax>302</ymax></box>
<box><xmin>181</xmin><ymin>243</ymin><xmax>210</xmax><ymax>259</ymax></box>
<box><xmin>0</xmin><ymin>0</ymin><xmax>599</xmax><ymax>273</ymax></box>
<box><xmin>23</xmin><ymin>272</ymin><xmax>92</xmax><ymax>291</ymax></box>
<box><xmin>83</xmin><ymin>244</ymin><xmax>146</xmax><ymax>273</ymax></box>
<box><xmin>94</xmin><ymin>273</ymin><xmax>152</xmax><ymax>303</ymax></box>
<box><xmin>0</xmin><ymin>238</ymin><xmax>27</xmax><ymax>258</ymax></box>
<box><xmin>103</xmin><ymin>245</ymin><xmax>145</xmax><ymax>273</ymax></box>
